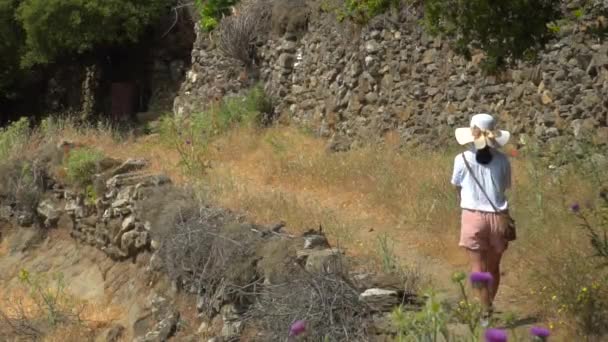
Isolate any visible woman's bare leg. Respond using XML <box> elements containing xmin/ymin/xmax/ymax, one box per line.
<box><xmin>487</xmin><ymin>249</ymin><xmax>503</xmax><ymax>302</ymax></box>
<box><xmin>467</xmin><ymin>249</ymin><xmax>491</xmax><ymax>308</ymax></box>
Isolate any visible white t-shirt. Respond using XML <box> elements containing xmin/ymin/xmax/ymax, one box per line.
<box><xmin>451</xmin><ymin>149</ymin><xmax>511</xmax><ymax>212</ymax></box>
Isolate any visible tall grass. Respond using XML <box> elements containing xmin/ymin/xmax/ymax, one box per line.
<box><xmin>158</xmin><ymin>84</ymin><xmax>270</xmax><ymax>176</ymax></box>
<box><xmin>0</xmin><ymin>118</ymin><xmax>30</xmax><ymax>160</ymax></box>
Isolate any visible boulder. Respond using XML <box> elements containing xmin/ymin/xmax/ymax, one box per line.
<box><xmin>111</xmin><ymin>159</ymin><xmax>148</xmax><ymax>176</ymax></box>
<box><xmin>121</xmin><ymin>230</ymin><xmax>150</xmax><ymax>255</ymax></box>
<box><xmin>107</xmin><ymin>173</ymin><xmax>170</xmax><ymax>190</ymax></box>
<box><xmin>359</xmin><ymin>288</ymin><xmax>401</xmax><ymax>312</ymax></box>
<box><xmin>140</xmin><ymin>310</ymin><xmax>180</xmax><ymax>342</ymax></box>
<box><xmin>220</xmin><ymin>304</ymin><xmax>244</xmax><ymax>339</ymax></box>
<box><xmin>37</xmin><ymin>200</ymin><xmax>61</xmax><ymax>227</ymax></box>
<box><xmin>17</xmin><ymin>211</ymin><xmax>34</xmax><ymax>227</ymax></box>
<box><xmin>365</xmin><ymin>40</ymin><xmax>382</xmax><ymax>54</ymax></box>
<box><xmin>303</xmin><ymin>234</ymin><xmax>329</xmax><ymax>250</ymax></box>
<box><xmin>302</xmin><ymin>248</ymin><xmax>344</xmax><ymax>274</ymax></box>
<box><xmin>121</xmin><ymin>215</ymin><xmax>136</xmax><ymax>232</ymax></box>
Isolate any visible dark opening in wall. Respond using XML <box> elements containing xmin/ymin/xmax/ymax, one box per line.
<box><xmin>99</xmin><ymin>8</ymin><xmax>196</xmax><ymax>124</ymax></box>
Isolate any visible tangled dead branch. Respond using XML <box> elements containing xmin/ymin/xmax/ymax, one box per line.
<box><xmin>246</xmin><ymin>270</ymin><xmax>371</xmax><ymax>341</ymax></box>
<box><xmin>0</xmin><ymin>277</ymin><xmax>87</xmax><ymax>339</ymax></box>
<box><xmin>155</xmin><ymin>200</ymin><xmax>263</xmax><ymax>315</ymax></box>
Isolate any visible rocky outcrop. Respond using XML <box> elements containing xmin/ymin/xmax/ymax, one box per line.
<box><xmin>67</xmin><ymin>164</ymin><xmax>170</xmax><ymax>261</ymax></box>
<box><xmin>175</xmin><ymin>1</ymin><xmax>608</xmax><ymax>150</ymax></box>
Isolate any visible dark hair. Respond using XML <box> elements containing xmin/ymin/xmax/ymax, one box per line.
<box><xmin>476</xmin><ymin>147</ymin><xmax>493</xmax><ymax>165</ymax></box>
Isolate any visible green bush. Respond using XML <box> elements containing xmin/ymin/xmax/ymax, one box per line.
<box><xmin>321</xmin><ymin>0</ymin><xmax>400</xmax><ymax>24</ymax></box>
<box><xmin>424</xmin><ymin>0</ymin><xmax>561</xmax><ymax>70</ymax></box>
<box><xmin>341</xmin><ymin>0</ymin><xmax>400</xmax><ymax>24</ymax></box>
<box><xmin>65</xmin><ymin>147</ymin><xmax>104</xmax><ymax>186</ymax></box>
<box><xmin>16</xmin><ymin>0</ymin><xmax>168</xmax><ymax>67</ymax></box>
<box><xmin>0</xmin><ymin>0</ymin><xmax>168</xmax><ymax>99</ymax></box>
<box><xmin>195</xmin><ymin>0</ymin><xmax>239</xmax><ymax>31</ymax></box>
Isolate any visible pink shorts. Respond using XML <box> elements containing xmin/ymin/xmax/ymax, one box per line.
<box><xmin>459</xmin><ymin>209</ymin><xmax>508</xmax><ymax>253</ymax></box>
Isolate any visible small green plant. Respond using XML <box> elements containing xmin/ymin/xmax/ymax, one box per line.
<box><xmin>195</xmin><ymin>0</ymin><xmax>239</xmax><ymax>31</ymax></box>
<box><xmin>392</xmin><ymin>272</ymin><xmax>491</xmax><ymax>341</ymax></box>
<box><xmin>0</xmin><ymin>117</ymin><xmax>30</xmax><ymax>160</ymax></box>
<box><xmin>451</xmin><ymin>271</ymin><xmax>484</xmax><ymax>337</ymax></box>
<box><xmin>377</xmin><ymin>233</ymin><xmax>398</xmax><ymax>273</ymax></box>
<box><xmin>547</xmin><ymin>22</ymin><xmax>561</xmax><ymax>34</ymax></box>
<box><xmin>338</xmin><ymin>0</ymin><xmax>400</xmax><ymax>24</ymax></box>
<box><xmin>534</xmin><ymin>250</ymin><xmax>608</xmax><ymax>337</ymax></box>
<box><xmin>572</xmin><ymin>189</ymin><xmax>608</xmax><ymax>266</ymax></box>
<box><xmin>0</xmin><ymin>269</ymin><xmax>83</xmax><ymax>338</ymax></box>
<box><xmin>85</xmin><ymin>185</ymin><xmax>97</xmax><ymax>205</ymax></box>
<box><xmin>392</xmin><ymin>291</ymin><xmax>450</xmax><ymax>341</ymax></box>
<box><xmin>65</xmin><ymin>147</ymin><xmax>104</xmax><ymax>186</ymax></box>
<box><xmin>17</xmin><ymin>269</ymin><xmax>76</xmax><ymax>327</ymax></box>
<box><xmin>159</xmin><ymin>85</ymin><xmax>270</xmax><ymax>176</ymax></box>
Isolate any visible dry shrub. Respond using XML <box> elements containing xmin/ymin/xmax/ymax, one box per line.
<box><xmin>143</xmin><ymin>188</ymin><xmax>264</xmax><ymax>314</ymax></box>
<box><xmin>271</xmin><ymin>0</ymin><xmax>309</xmax><ymax>37</ymax></box>
<box><xmin>217</xmin><ymin>0</ymin><xmax>272</xmax><ymax>66</ymax></box>
<box><xmin>255</xmin><ymin>237</ymin><xmax>303</xmax><ymax>284</ymax></box>
<box><xmin>0</xmin><ymin>158</ymin><xmax>48</xmax><ymax>214</ymax></box>
<box><xmin>246</xmin><ymin>270</ymin><xmax>371</xmax><ymax>341</ymax></box>
<box><xmin>0</xmin><ymin>272</ymin><xmax>88</xmax><ymax>341</ymax></box>
<box><xmin>137</xmin><ymin>185</ymin><xmax>202</xmax><ymax>239</ymax></box>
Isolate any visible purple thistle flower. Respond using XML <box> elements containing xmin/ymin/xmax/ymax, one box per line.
<box><xmin>470</xmin><ymin>272</ymin><xmax>493</xmax><ymax>287</ymax></box>
<box><xmin>485</xmin><ymin>328</ymin><xmax>508</xmax><ymax>342</ymax></box>
<box><xmin>530</xmin><ymin>326</ymin><xmax>550</xmax><ymax>339</ymax></box>
<box><xmin>289</xmin><ymin>320</ymin><xmax>306</xmax><ymax>337</ymax></box>
<box><xmin>570</xmin><ymin>203</ymin><xmax>580</xmax><ymax>213</ymax></box>
<box><xmin>185</xmin><ymin>139</ymin><xmax>191</xmax><ymax>145</ymax></box>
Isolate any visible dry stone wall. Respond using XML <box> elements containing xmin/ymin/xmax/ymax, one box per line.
<box><xmin>174</xmin><ymin>1</ymin><xmax>608</xmax><ymax>150</ymax></box>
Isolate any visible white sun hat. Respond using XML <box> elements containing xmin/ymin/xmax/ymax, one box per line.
<box><xmin>455</xmin><ymin>113</ymin><xmax>511</xmax><ymax>149</ymax></box>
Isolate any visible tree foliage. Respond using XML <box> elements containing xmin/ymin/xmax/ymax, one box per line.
<box><xmin>0</xmin><ymin>0</ymin><xmax>25</xmax><ymax>99</ymax></box>
<box><xmin>195</xmin><ymin>0</ymin><xmax>238</xmax><ymax>31</ymax></box>
<box><xmin>425</xmin><ymin>0</ymin><xmax>561</xmax><ymax>70</ymax></box>
<box><xmin>16</xmin><ymin>0</ymin><xmax>170</xmax><ymax>67</ymax></box>
<box><xmin>0</xmin><ymin>0</ymin><xmax>170</xmax><ymax>101</ymax></box>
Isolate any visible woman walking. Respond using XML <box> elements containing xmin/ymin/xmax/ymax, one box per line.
<box><xmin>451</xmin><ymin>113</ymin><xmax>514</xmax><ymax>322</ymax></box>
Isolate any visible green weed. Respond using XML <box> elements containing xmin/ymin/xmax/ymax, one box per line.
<box><xmin>0</xmin><ymin>117</ymin><xmax>30</xmax><ymax>160</ymax></box>
<box><xmin>65</xmin><ymin>147</ymin><xmax>104</xmax><ymax>186</ymax></box>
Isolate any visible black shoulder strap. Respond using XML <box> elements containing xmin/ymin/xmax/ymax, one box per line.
<box><xmin>461</xmin><ymin>153</ymin><xmax>500</xmax><ymax>213</ymax></box>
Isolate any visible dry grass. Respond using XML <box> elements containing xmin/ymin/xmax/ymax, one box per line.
<box><xmin>0</xmin><ymin>286</ymin><xmax>122</xmax><ymax>341</ymax></box>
